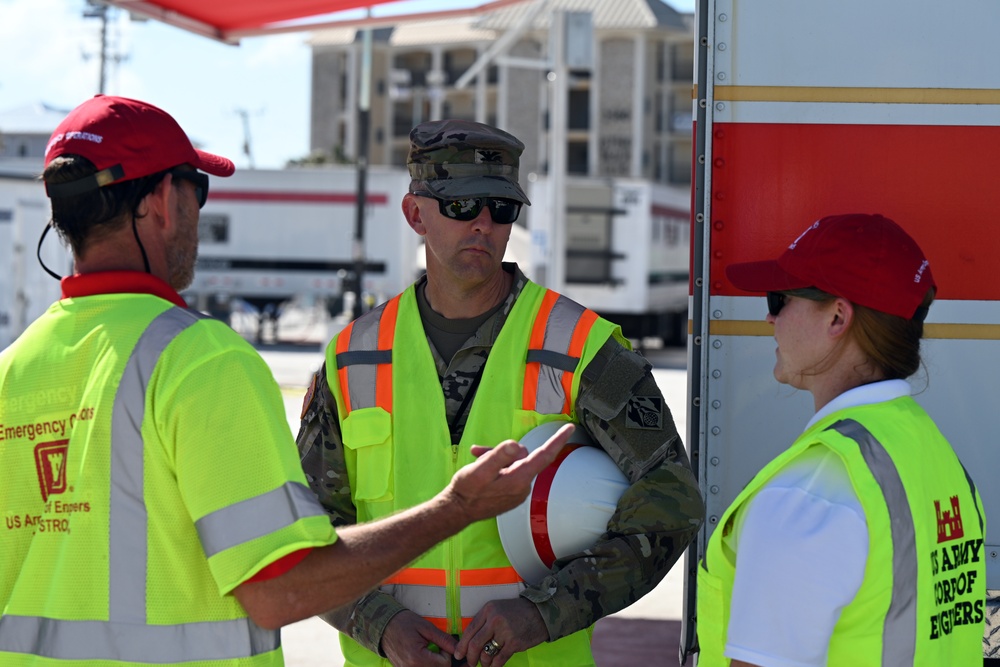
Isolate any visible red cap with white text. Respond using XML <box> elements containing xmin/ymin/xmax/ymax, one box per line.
<box><xmin>44</xmin><ymin>95</ymin><xmax>234</xmax><ymax>198</ymax></box>
<box><xmin>725</xmin><ymin>213</ymin><xmax>935</xmax><ymax>319</ymax></box>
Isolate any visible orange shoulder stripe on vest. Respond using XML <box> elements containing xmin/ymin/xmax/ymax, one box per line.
<box><xmin>561</xmin><ymin>309</ymin><xmax>599</xmax><ymax>414</ymax></box>
<box><xmin>336</xmin><ymin>321</ymin><xmax>355</xmax><ymax>414</ymax></box>
<box><xmin>376</xmin><ymin>296</ymin><xmax>400</xmax><ymax>414</ymax></box>
<box><xmin>523</xmin><ymin>290</ymin><xmax>560</xmax><ymax>411</ymax></box>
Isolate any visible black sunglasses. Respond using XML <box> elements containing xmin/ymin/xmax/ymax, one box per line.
<box><xmin>169</xmin><ymin>169</ymin><xmax>209</xmax><ymax>209</ymax></box>
<box><xmin>767</xmin><ymin>288</ymin><xmax>832</xmax><ymax>317</ymax></box>
<box><xmin>412</xmin><ymin>191</ymin><xmax>521</xmax><ymax>224</ymax></box>
<box><xmin>767</xmin><ymin>292</ymin><xmax>787</xmax><ymax>317</ymax></box>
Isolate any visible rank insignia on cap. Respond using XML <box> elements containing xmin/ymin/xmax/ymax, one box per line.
<box><xmin>476</xmin><ymin>149</ymin><xmax>503</xmax><ymax>164</ymax></box>
<box><xmin>625</xmin><ymin>396</ymin><xmax>663</xmax><ymax>430</ymax></box>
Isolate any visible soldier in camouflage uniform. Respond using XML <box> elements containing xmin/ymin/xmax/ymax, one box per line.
<box><xmin>297</xmin><ymin>119</ymin><xmax>705</xmax><ymax>667</ymax></box>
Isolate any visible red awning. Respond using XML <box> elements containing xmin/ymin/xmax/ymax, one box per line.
<box><xmin>104</xmin><ymin>0</ymin><xmax>529</xmax><ymax>42</ymax></box>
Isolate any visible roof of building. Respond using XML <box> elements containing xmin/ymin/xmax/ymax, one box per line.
<box><xmin>390</xmin><ymin>18</ymin><xmax>498</xmax><ymax>47</ymax></box>
<box><xmin>0</xmin><ymin>102</ymin><xmax>70</xmax><ymax>135</ymax></box>
<box><xmin>474</xmin><ymin>0</ymin><xmax>689</xmax><ymax>32</ymax></box>
<box><xmin>309</xmin><ymin>0</ymin><xmax>689</xmax><ymax>48</ymax></box>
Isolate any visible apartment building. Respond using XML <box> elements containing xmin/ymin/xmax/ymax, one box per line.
<box><xmin>308</xmin><ymin>0</ymin><xmax>694</xmax><ymax>186</ymax></box>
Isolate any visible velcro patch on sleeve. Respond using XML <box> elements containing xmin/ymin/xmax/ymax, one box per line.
<box><xmin>300</xmin><ymin>372</ymin><xmax>318</xmax><ymax>421</ymax></box>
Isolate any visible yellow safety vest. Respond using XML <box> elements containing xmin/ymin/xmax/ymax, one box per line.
<box><xmin>326</xmin><ymin>281</ymin><xmax>620</xmax><ymax>667</ymax></box>
<box><xmin>697</xmin><ymin>398</ymin><xmax>985</xmax><ymax>666</ymax></box>
<box><xmin>0</xmin><ymin>286</ymin><xmax>335</xmax><ymax>666</ymax></box>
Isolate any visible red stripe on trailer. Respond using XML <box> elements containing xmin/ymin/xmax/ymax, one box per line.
<box><xmin>529</xmin><ymin>444</ymin><xmax>582</xmax><ymax>568</ymax></box>
<box><xmin>707</xmin><ymin>122</ymin><xmax>1000</xmax><ymax>301</ymax></box>
<box><xmin>208</xmin><ymin>191</ymin><xmax>389</xmax><ymax>205</ymax></box>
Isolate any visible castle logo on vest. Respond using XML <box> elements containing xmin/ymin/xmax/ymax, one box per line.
<box><xmin>34</xmin><ymin>439</ymin><xmax>69</xmax><ymax>502</ymax></box>
<box><xmin>935</xmin><ymin>495</ymin><xmax>964</xmax><ymax>543</ymax></box>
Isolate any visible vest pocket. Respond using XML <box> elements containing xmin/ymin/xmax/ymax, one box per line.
<box><xmin>342</xmin><ymin>407</ymin><xmax>394</xmax><ymax>503</ymax></box>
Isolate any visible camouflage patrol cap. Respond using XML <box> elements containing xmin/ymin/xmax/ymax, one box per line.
<box><xmin>408</xmin><ymin>119</ymin><xmax>531</xmax><ymax>205</ymax></box>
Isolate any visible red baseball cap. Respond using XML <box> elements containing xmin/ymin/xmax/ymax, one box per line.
<box><xmin>44</xmin><ymin>95</ymin><xmax>234</xmax><ymax>198</ymax></box>
<box><xmin>725</xmin><ymin>213</ymin><xmax>935</xmax><ymax>319</ymax></box>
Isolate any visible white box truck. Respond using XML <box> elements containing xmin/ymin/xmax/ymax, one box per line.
<box><xmin>527</xmin><ymin>176</ymin><xmax>691</xmax><ymax>345</ymax></box>
<box><xmin>0</xmin><ymin>166</ymin><xmax>68</xmax><ymax>351</ymax></box>
<box><xmin>682</xmin><ymin>0</ymin><xmax>1000</xmax><ymax>661</ymax></box>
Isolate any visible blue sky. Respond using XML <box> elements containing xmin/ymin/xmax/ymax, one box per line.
<box><xmin>0</xmin><ymin>0</ymin><xmax>694</xmax><ymax>170</ymax></box>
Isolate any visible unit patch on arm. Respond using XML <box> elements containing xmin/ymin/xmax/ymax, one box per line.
<box><xmin>625</xmin><ymin>396</ymin><xmax>663</xmax><ymax>430</ymax></box>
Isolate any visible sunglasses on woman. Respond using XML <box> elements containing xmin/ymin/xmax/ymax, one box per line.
<box><xmin>767</xmin><ymin>288</ymin><xmax>832</xmax><ymax>317</ymax></box>
<box><xmin>412</xmin><ymin>190</ymin><xmax>521</xmax><ymax>224</ymax></box>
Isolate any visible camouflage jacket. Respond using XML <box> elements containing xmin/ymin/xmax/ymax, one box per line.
<box><xmin>296</xmin><ymin>265</ymin><xmax>705</xmax><ymax>654</ymax></box>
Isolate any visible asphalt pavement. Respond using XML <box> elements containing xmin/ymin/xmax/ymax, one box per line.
<box><xmin>260</xmin><ymin>341</ymin><xmax>690</xmax><ymax>666</ymax></box>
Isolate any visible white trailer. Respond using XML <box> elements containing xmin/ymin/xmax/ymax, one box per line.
<box><xmin>186</xmin><ymin>166</ymin><xmax>419</xmax><ymax>316</ymax></box>
<box><xmin>1</xmin><ymin>163</ymin><xmax>687</xmax><ymax>347</ymax></box>
<box><xmin>683</xmin><ymin>0</ymin><xmax>1000</xmax><ymax>661</ymax></box>
<box><xmin>0</xmin><ymin>166</ymin><xmax>68</xmax><ymax>351</ymax></box>
<box><xmin>527</xmin><ymin>176</ymin><xmax>690</xmax><ymax>345</ymax></box>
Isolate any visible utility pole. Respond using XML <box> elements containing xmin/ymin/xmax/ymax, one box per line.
<box><xmin>235</xmin><ymin>108</ymin><xmax>256</xmax><ymax>169</ymax></box>
<box><xmin>83</xmin><ymin>1</ymin><xmax>127</xmax><ymax>95</ymax></box>
<box><xmin>351</xmin><ymin>23</ymin><xmax>373</xmax><ymax>320</ymax></box>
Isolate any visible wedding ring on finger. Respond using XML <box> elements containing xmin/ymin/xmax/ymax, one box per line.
<box><xmin>483</xmin><ymin>639</ymin><xmax>502</xmax><ymax>657</ymax></box>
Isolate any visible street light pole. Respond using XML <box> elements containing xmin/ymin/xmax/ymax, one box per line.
<box><xmin>352</xmin><ymin>25</ymin><xmax>373</xmax><ymax>320</ymax></box>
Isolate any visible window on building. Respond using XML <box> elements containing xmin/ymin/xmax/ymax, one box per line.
<box><xmin>568</xmin><ymin>141</ymin><xmax>588</xmax><ymax>175</ymax></box>
<box><xmin>671</xmin><ymin>43</ymin><xmax>695</xmax><ymax>82</ymax></box>
<box><xmin>444</xmin><ymin>48</ymin><xmax>477</xmax><ymax>85</ymax></box>
<box><xmin>669</xmin><ymin>142</ymin><xmax>693</xmax><ymax>184</ymax></box>
<box><xmin>568</xmin><ymin>89</ymin><xmax>590</xmax><ymax>130</ymax></box>
<box><xmin>197</xmin><ymin>213</ymin><xmax>230</xmax><ymax>244</ymax></box>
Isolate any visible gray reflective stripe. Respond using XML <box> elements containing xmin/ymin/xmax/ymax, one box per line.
<box><xmin>0</xmin><ymin>614</ymin><xmax>278</xmax><ymax>662</ymax></box>
<box><xmin>342</xmin><ymin>301</ymin><xmax>390</xmax><ymax>411</ymax></box>
<box><xmin>529</xmin><ymin>295</ymin><xmax>587</xmax><ymax>415</ymax></box>
<box><xmin>460</xmin><ymin>583</ymin><xmax>525</xmax><ymax>617</ymax></box>
<box><xmin>337</xmin><ymin>349</ymin><xmax>392</xmax><ymax>368</ymax></box>
<box><xmin>826</xmin><ymin>418</ymin><xmax>917</xmax><ymax>667</ymax></box>
<box><xmin>3</xmin><ymin>307</ymin><xmax>280</xmax><ymax>662</ymax></box>
<box><xmin>110</xmin><ymin>307</ymin><xmax>206</xmax><ymax>623</ymax></box>
<box><xmin>379</xmin><ymin>582</ymin><xmax>525</xmax><ymax>619</ymax></box>
<box><xmin>196</xmin><ymin>481</ymin><xmax>327</xmax><ymax>557</ymax></box>
<box><xmin>959</xmin><ymin>465</ymin><xmax>984</xmax><ymax>533</ymax></box>
<box><xmin>526</xmin><ymin>349</ymin><xmax>577</xmax><ymax>372</ymax></box>
<box><xmin>380</xmin><ymin>583</ymin><xmax>447</xmax><ymax>617</ymax></box>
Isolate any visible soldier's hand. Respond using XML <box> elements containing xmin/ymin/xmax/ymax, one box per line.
<box><xmin>445</xmin><ymin>424</ymin><xmax>573</xmax><ymax>524</ymax></box>
<box><xmin>454</xmin><ymin>598</ymin><xmax>548</xmax><ymax>667</ymax></box>
<box><xmin>381</xmin><ymin>610</ymin><xmax>457</xmax><ymax>667</ymax></box>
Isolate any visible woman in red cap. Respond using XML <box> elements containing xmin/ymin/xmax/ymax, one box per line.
<box><xmin>696</xmin><ymin>213</ymin><xmax>986</xmax><ymax>666</ymax></box>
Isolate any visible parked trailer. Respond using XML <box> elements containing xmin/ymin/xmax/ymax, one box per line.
<box><xmin>184</xmin><ymin>166</ymin><xmax>420</xmax><ymax>331</ymax></box>
<box><xmin>526</xmin><ymin>176</ymin><xmax>691</xmax><ymax>345</ymax></box>
<box><xmin>0</xmin><ymin>168</ymin><xmax>68</xmax><ymax>351</ymax></box>
<box><xmin>682</xmin><ymin>0</ymin><xmax>1000</xmax><ymax>661</ymax></box>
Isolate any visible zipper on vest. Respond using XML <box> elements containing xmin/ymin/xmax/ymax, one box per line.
<box><xmin>447</xmin><ymin>442</ymin><xmax>461</xmax><ymax>632</ymax></box>
<box><xmin>447</xmin><ymin>536</ymin><xmax>461</xmax><ymax>633</ymax></box>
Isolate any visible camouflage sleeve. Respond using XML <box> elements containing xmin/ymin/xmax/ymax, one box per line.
<box><xmin>520</xmin><ymin>338</ymin><xmax>706</xmax><ymax>641</ymax></box>
<box><xmin>295</xmin><ymin>365</ymin><xmax>406</xmax><ymax>654</ymax></box>
<box><xmin>296</xmin><ymin>365</ymin><xmax>355</xmax><ymax>525</ymax></box>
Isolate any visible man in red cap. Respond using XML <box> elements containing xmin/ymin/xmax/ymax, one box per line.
<box><xmin>0</xmin><ymin>95</ymin><xmax>574</xmax><ymax>667</ymax></box>
<box><xmin>696</xmin><ymin>213</ymin><xmax>985</xmax><ymax>666</ymax></box>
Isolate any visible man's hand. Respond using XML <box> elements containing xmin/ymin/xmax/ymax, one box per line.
<box><xmin>444</xmin><ymin>423</ymin><xmax>574</xmax><ymax>524</ymax></box>
<box><xmin>380</xmin><ymin>610</ymin><xmax>458</xmax><ymax>667</ymax></box>
<box><xmin>454</xmin><ymin>598</ymin><xmax>548</xmax><ymax>667</ymax></box>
